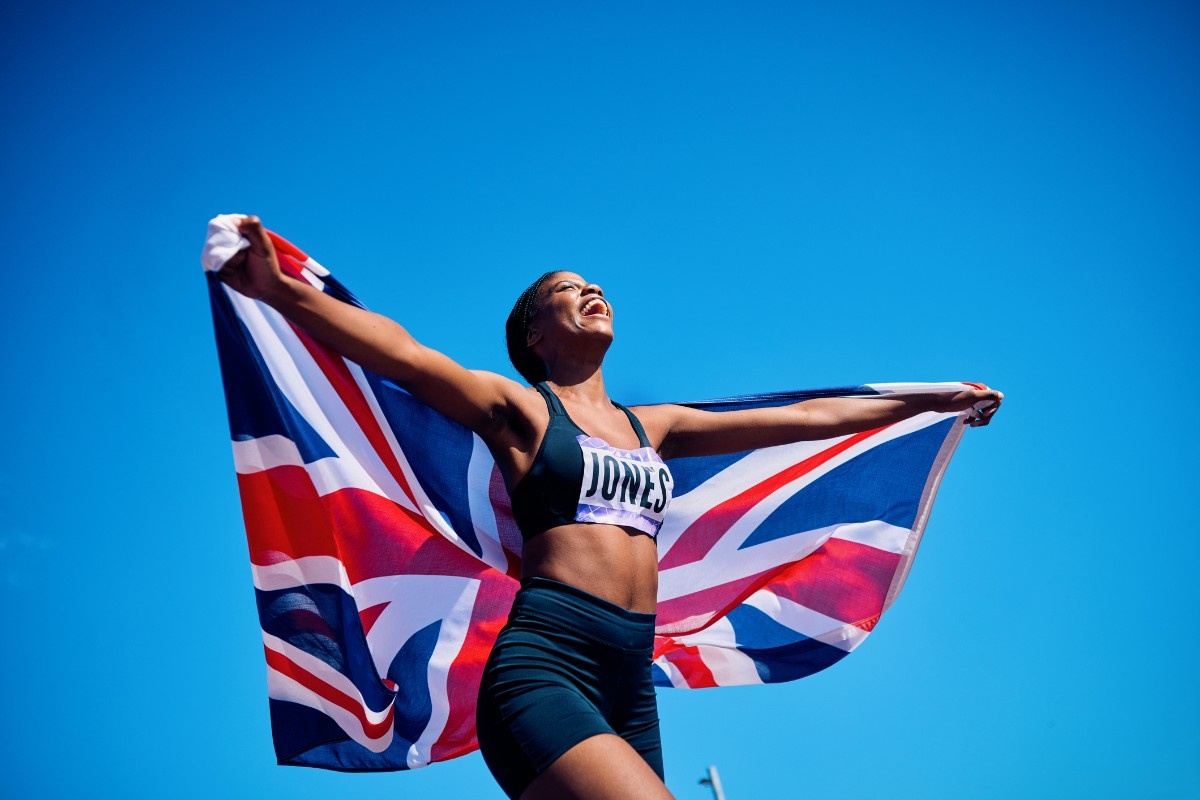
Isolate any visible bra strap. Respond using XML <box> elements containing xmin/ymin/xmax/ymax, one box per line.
<box><xmin>539</xmin><ymin>384</ymin><xmax>651</xmax><ymax>448</ymax></box>
<box><xmin>614</xmin><ymin>403</ymin><xmax>652</xmax><ymax>449</ymax></box>
<box><xmin>534</xmin><ymin>382</ymin><xmax>567</xmax><ymax>416</ymax></box>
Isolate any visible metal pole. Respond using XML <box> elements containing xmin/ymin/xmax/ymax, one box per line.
<box><xmin>699</xmin><ymin>764</ymin><xmax>726</xmax><ymax>800</ymax></box>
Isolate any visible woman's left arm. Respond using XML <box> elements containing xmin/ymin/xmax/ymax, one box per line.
<box><xmin>642</xmin><ymin>387</ymin><xmax>1003</xmax><ymax>460</ymax></box>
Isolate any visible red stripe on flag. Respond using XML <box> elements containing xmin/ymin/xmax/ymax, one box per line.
<box><xmin>266</xmin><ymin>230</ymin><xmax>310</xmax><ymax>264</ymax></box>
<box><xmin>488</xmin><ymin>464</ymin><xmax>524</xmax><ymax>580</ymax></box>
<box><xmin>275</xmin><ymin>252</ymin><xmax>308</xmax><ymax>281</ymax></box>
<box><xmin>658</xmin><ymin>645</ymin><xmax>718</xmax><ymax>688</ymax></box>
<box><xmin>288</xmin><ymin>324</ymin><xmax>422</xmax><ymax>510</ymax></box>
<box><xmin>766</xmin><ymin>537</ymin><xmax>902</xmax><ymax>629</ymax></box>
<box><xmin>430</xmin><ymin>580</ymin><xmax>518</xmax><ymax>762</ymax></box>
<box><xmin>239</xmin><ymin>469</ymin><xmax>483</xmax><ymax>581</ymax></box>
<box><xmin>243</xmin><ymin>468</ymin><xmax>519</xmax><ymax>762</ymax></box>
<box><xmin>238</xmin><ymin>465</ymin><xmax>338</xmax><ymax>563</ymax></box>
<box><xmin>658</xmin><ymin>426</ymin><xmax>888</xmax><ymax>571</ymax></box>
<box><xmin>654</xmin><ymin>567</ymin><xmax>776</xmax><ymax>637</ymax></box>
<box><xmin>358</xmin><ymin>602</ymin><xmax>390</xmax><ymax>636</ymax></box>
<box><xmin>264</xmin><ymin>646</ymin><xmax>394</xmax><ymax>741</ymax></box>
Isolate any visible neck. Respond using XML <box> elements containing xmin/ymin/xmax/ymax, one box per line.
<box><xmin>545</xmin><ymin>364</ymin><xmax>609</xmax><ymax>405</ymax></box>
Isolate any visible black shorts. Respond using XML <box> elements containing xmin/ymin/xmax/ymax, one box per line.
<box><xmin>475</xmin><ymin>577</ymin><xmax>663</xmax><ymax>799</ymax></box>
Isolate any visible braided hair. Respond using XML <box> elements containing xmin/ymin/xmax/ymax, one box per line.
<box><xmin>505</xmin><ymin>271</ymin><xmax>558</xmax><ymax>384</ymax></box>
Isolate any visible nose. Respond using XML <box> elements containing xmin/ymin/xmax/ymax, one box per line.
<box><xmin>582</xmin><ymin>282</ymin><xmax>604</xmax><ymax>297</ymax></box>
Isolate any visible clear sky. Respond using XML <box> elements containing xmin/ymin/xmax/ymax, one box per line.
<box><xmin>3</xmin><ymin>2</ymin><xmax>1197</xmax><ymax>798</ymax></box>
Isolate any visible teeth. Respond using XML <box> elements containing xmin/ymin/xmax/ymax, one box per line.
<box><xmin>583</xmin><ymin>299</ymin><xmax>608</xmax><ymax>316</ymax></box>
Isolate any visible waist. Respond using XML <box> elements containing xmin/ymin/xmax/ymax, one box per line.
<box><xmin>510</xmin><ymin>577</ymin><xmax>657</xmax><ymax>652</ymax></box>
<box><xmin>521</xmin><ymin>525</ymin><xmax>659</xmax><ymax>612</ymax></box>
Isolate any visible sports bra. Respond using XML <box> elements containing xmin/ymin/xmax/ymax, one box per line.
<box><xmin>509</xmin><ymin>383</ymin><xmax>674</xmax><ymax>541</ymax></box>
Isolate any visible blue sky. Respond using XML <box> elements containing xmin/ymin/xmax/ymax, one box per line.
<box><xmin>2</xmin><ymin>2</ymin><xmax>1197</xmax><ymax>797</ymax></box>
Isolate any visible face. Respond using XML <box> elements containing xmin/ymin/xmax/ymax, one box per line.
<box><xmin>526</xmin><ymin>271</ymin><xmax>613</xmax><ymax>349</ymax></box>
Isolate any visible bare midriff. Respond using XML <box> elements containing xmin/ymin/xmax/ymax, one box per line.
<box><xmin>521</xmin><ymin>523</ymin><xmax>660</xmax><ymax>614</ymax></box>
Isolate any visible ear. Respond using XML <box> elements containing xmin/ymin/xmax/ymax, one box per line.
<box><xmin>525</xmin><ymin>325</ymin><xmax>542</xmax><ymax>348</ymax></box>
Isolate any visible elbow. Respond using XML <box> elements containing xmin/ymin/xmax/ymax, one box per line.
<box><xmin>789</xmin><ymin>404</ymin><xmax>834</xmax><ymax>440</ymax></box>
<box><xmin>792</xmin><ymin>401</ymin><xmax>866</xmax><ymax>440</ymax></box>
<box><xmin>794</xmin><ymin>402</ymin><xmax>836</xmax><ymax>429</ymax></box>
<box><xmin>348</xmin><ymin>334</ymin><xmax>424</xmax><ymax>384</ymax></box>
<box><xmin>386</xmin><ymin>340</ymin><xmax>429</xmax><ymax>382</ymax></box>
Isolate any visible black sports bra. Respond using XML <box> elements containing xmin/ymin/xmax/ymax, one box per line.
<box><xmin>509</xmin><ymin>383</ymin><xmax>674</xmax><ymax>541</ymax></box>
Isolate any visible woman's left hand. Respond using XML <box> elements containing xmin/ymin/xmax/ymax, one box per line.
<box><xmin>945</xmin><ymin>386</ymin><xmax>1004</xmax><ymax>427</ymax></box>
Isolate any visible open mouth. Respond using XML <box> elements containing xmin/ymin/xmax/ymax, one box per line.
<box><xmin>581</xmin><ymin>298</ymin><xmax>610</xmax><ymax>317</ymax></box>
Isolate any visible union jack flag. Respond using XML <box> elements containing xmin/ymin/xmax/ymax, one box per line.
<box><xmin>204</xmin><ymin>217</ymin><xmax>977</xmax><ymax>771</ymax></box>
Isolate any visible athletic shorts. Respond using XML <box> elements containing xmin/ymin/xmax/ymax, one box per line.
<box><xmin>475</xmin><ymin>577</ymin><xmax>663</xmax><ymax>799</ymax></box>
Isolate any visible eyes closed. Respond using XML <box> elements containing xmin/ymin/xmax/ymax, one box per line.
<box><xmin>554</xmin><ymin>279</ymin><xmax>603</xmax><ymax>296</ymax></box>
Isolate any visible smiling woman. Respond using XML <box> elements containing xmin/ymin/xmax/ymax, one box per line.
<box><xmin>216</xmin><ymin>215</ymin><xmax>1002</xmax><ymax>800</ymax></box>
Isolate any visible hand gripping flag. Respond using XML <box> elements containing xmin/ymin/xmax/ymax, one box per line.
<box><xmin>203</xmin><ymin>215</ymin><xmax>981</xmax><ymax>771</ymax></box>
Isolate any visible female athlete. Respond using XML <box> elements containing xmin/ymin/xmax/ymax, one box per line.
<box><xmin>218</xmin><ymin>216</ymin><xmax>1002</xmax><ymax>800</ymax></box>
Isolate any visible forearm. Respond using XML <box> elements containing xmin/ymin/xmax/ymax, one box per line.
<box><xmin>794</xmin><ymin>394</ymin><xmax>950</xmax><ymax>439</ymax></box>
<box><xmin>655</xmin><ymin>390</ymin><xmax>985</xmax><ymax>459</ymax></box>
<box><xmin>216</xmin><ymin>217</ymin><xmax>519</xmax><ymax>434</ymax></box>
<box><xmin>263</xmin><ymin>275</ymin><xmax>426</xmax><ymax>381</ymax></box>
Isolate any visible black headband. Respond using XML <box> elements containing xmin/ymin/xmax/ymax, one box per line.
<box><xmin>505</xmin><ymin>271</ymin><xmax>558</xmax><ymax>384</ymax></box>
<box><xmin>516</xmin><ymin>271</ymin><xmax>556</xmax><ymax>334</ymax></box>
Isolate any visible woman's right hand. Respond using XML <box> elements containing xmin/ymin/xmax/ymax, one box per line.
<box><xmin>217</xmin><ymin>215</ymin><xmax>288</xmax><ymax>302</ymax></box>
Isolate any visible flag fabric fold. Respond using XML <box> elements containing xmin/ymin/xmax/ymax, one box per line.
<box><xmin>204</xmin><ymin>219</ymin><xmax>975</xmax><ymax>771</ymax></box>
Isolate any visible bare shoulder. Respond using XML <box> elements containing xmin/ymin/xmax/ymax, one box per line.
<box><xmin>627</xmin><ymin>402</ymin><xmax>776</xmax><ymax>460</ymax></box>
<box><xmin>477</xmin><ymin>372</ymin><xmax>544</xmax><ymax>412</ymax></box>
<box><xmin>463</xmin><ymin>370</ymin><xmax>538</xmax><ymax>418</ymax></box>
<box><xmin>472</xmin><ymin>372</ymin><xmax>551</xmax><ymax>445</ymax></box>
<box><xmin>468</xmin><ymin>369</ymin><xmax>526</xmax><ymax>395</ymax></box>
<box><xmin>626</xmin><ymin>403</ymin><xmax>684</xmax><ymax>450</ymax></box>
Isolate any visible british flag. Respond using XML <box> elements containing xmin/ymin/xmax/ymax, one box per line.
<box><xmin>205</xmin><ymin>218</ymin><xmax>976</xmax><ymax>771</ymax></box>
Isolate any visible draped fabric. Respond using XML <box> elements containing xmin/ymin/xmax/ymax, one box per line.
<box><xmin>204</xmin><ymin>217</ymin><xmax>975</xmax><ymax>771</ymax></box>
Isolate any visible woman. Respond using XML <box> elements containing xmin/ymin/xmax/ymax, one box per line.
<box><xmin>218</xmin><ymin>216</ymin><xmax>1002</xmax><ymax>800</ymax></box>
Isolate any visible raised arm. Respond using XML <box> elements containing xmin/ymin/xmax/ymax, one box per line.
<box><xmin>217</xmin><ymin>217</ymin><xmax>525</xmax><ymax>438</ymax></box>
<box><xmin>639</xmin><ymin>388</ymin><xmax>1003</xmax><ymax>460</ymax></box>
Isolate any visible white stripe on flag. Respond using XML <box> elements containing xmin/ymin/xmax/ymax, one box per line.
<box><xmin>231</xmin><ymin>434</ymin><xmax>304</xmax><ymax>474</ymax></box>
<box><xmin>744</xmin><ymin>589</ymin><xmax>871</xmax><ymax>652</ymax></box>
<box><xmin>658</xmin><ymin>412</ymin><xmax>955</xmax><ymax>602</ymax></box>
<box><xmin>830</xmin><ymin>519</ymin><xmax>909</xmax><ymax>554</ymax></box>
<box><xmin>466</xmin><ymin>433</ymin><xmax>513</xmax><ymax>572</ymax></box>
<box><xmin>251</xmin><ymin>555</ymin><xmax>351</xmax><ymax>593</ymax></box>
<box><xmin>227</xmin><ymin>287</ymin><xmax>418</xmax><ymax>512</ymax></box>
<box><xmin>351</xmin><ymin>574</ymin><xmax>482</xmax><ymax>769</ymax></box>
<box><xmin>263</xmin><ymin>631</ymin><xmax>395</xmax><ymax>753</ymax></box>
<box><xmin>343</xmin><ymin>359</ymin><xmax>474</xmax><ymax>551</ymax></box>
<box><xmin>673</xmin><ymin>617</ymin><xmax>765</xmax><ymax>685</ymax></box>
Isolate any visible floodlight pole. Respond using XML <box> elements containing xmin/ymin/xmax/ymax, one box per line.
<box><xmin>699</xmin><ymin>764</ymin><xmax>726</xmax><ymax>800</ymax></box>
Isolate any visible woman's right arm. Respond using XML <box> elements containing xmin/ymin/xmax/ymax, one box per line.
<box><xmin>218</xmin><ymin>216</ymin><xmax>523</xmax><ymax>438</ymax></box>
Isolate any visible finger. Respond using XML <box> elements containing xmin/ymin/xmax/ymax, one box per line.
<box><xmin>974</xmin><ymin>392</ymin><xmax>1002</xmax><ymax>411</ymax></box>
<box><xmin>968</xmin><ymin>405</ymin><xmax>999</xmax><ymax>426</ymax></box>
<box><xmin>218</xmin><ymin>249</ymin><xmax>248</xmax><ymax>274</ymax></box>
<box><xmin>962</xmin><ymin>404</ymin><xmax>990</xmax><ymax>425</ymax></box>
<box><xmin>238</xmin><ymin>215</ymin><xmax>276</xmax><ymax>257</ymax></box>
<box><xmin>215</xmin><ymin>265</ymin><xmax>239</xmax><ymax>289</ymax></box>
